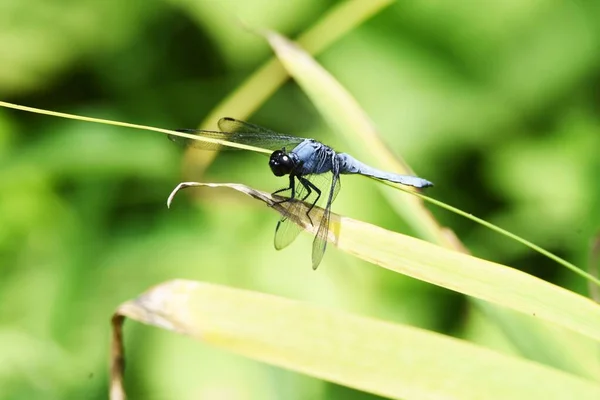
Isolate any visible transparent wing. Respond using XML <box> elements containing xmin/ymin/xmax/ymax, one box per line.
<box><xmin>218</xmin><ymin>117</ymin><xmax>280</xmax><ymax>136</ymax></box>
<box><xmin>311</xmin><ymin>172</ymin><xmax>341</xmax><ymax>270</ymax></box>
<box><xmin>273</xmin><ymin>172</ymin><xmax>340</xmax><ymax>252</ymax></box>
<box><xmin>168</xmin><ymin>117</ymin><xmax>305</xmax><ymax>151</ymax></box>
<box><xmin>273</xmin><ymin>178</ymin><xmax>310</xmax><ymax>251</ymax></box>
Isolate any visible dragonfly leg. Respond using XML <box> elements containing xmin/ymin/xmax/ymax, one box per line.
<box><xmin>299</xmin><ymin>179</ymin><xmax>313</xmax><ymax>202</ymax></box>
<box><xmin>298</xmin><ymin>176</ymin><xmax>321</xmax><ymax>226</ymax></box>
<box><xmin>272</xmin><ymin>175</ymin><xmax>295</xmax><ymax>204</ymax></box>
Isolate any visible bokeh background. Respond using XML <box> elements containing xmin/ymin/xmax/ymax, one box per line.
<box><xmin>1</xmin><ymin>0</ymin><xmax>600</xmax><ymax>399</ymax></box>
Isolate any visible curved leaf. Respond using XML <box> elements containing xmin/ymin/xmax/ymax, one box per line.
<box><xmin>111</xmin><ymin>280</ymin><xmax>600</xmax><ymax>400</ymax></box>
<box><xmin>166</xmin><ymin>182</ymin><xmax>600</xmax><ymax>343</ymax></box>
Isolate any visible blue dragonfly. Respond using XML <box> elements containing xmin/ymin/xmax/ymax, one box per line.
<box><xmin>170</xmin><ymin>118</ymin><xmax>433</xmax><ymax>269</ymax></box>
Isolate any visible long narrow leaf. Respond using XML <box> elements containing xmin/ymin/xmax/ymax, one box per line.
<box><xmin>111</xmin><ymin>280</ymin><xmax>600</xmax><ymax>400</ymax></box>
<box><xmin>166</xmin><ymin>182</ymin><xmax>600</xmax><ymax>343</ymax></box>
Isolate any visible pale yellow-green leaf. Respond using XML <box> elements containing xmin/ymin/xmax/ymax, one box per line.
<box><xmin>166</xmin><ymin>182</ymin><xmax>600</xmax><ymax>343</ymax></box>
<box><xmin>111</xmin><ymin>280</ymin><xmax>600</xmax><ymax>400</ymax></box>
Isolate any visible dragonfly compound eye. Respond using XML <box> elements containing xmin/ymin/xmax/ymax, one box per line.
<box><xmin>269</xmin><ymin>150</ymin><xmax>294</xmax><ymax>176</ymax></box>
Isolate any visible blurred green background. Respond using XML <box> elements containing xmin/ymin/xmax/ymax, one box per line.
<box><xmin>1</xmin><ymin>0</ymin><xmax>600</xmax><ymax>399</ymax></box>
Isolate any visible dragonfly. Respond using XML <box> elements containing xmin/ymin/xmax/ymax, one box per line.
<box><xmin>169</xmin><ymin>117</ymin><xmax>433</xmax><ymax>270</ymax></box>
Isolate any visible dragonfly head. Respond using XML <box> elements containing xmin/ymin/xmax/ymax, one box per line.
<box><xmin>269</xmin><ymin>149</ymin><xmax>295</xmax><ymax>177</ymax></box>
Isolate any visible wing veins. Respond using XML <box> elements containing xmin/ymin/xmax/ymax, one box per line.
<box><xmin>170</xmin><ymin>129</ymin><xmax>304</xmax><ymax>151</ymax></box>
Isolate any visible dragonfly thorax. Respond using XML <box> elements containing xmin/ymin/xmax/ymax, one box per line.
<box><xmin>269</xmin><ymin>149</ymin><xmax>297</xmax><ymax>177</ymax></box>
